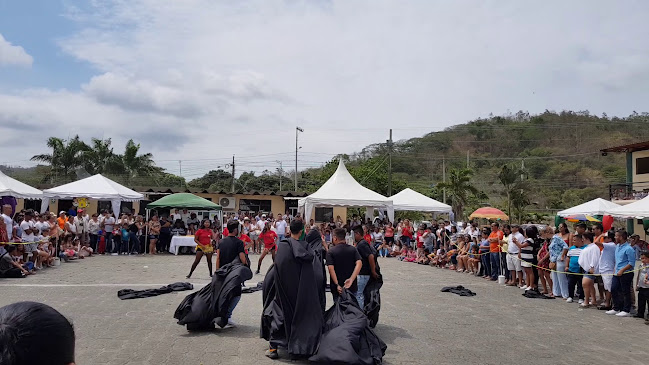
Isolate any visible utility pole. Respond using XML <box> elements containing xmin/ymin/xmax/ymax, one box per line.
<box><xmin>178</xmin><ymin>160</ymin><xmax>182</xmax><ymax>188</ymax></box>
<box><xmin>231</xmin><ymin>155</ymin><xmax>235</xmax><ymax>193</ymax></box>
<box><xmin>466</xmin><ymin>150</ymin><xmax>469</xmax><ymax>169</ymax></box>
<box><xmin>442</xmin><ymin>157</ymin><xmax>446</xmax><ymax>203</ymax></box>
<box><xmin>387</xmin><ymin>129</ymin><xmax>393</xmax><ymax>196</ymax></box>
<box><xmin>276</xmin><ymin>160</ymin><xmax>283</xmax><ymax>191</ymax></box>
<box><xmin>295</xmin><ymin>126</ymin><xmax>303</xmax><ymax>191</ymax></box>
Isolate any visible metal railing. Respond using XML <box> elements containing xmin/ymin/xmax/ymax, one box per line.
<box><xmin>609</xmin><ymin>182</ymin><xmax>649</xmax><ymax>201</ymax></box>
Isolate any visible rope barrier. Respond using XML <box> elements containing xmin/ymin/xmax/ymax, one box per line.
<box><xmin>0</xmin><ymin>239</ymin><xmax>51</xmax><ymax>245</ymax></box>
<box><xmin>503</xmin><ymin>252</ymin><xmax>642</xmax><ymax>277</ymax></box>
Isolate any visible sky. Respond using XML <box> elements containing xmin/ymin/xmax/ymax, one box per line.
<box><xmin>1</xmin><ymin>0</ymin><xmax>649</xmax><ymax>181</ymax></box>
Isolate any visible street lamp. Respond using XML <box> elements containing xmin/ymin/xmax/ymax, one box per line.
<box><xmin>295</xmin><ymin>127</ymin><xmax>303</xmax><ymax>191</ymax></box>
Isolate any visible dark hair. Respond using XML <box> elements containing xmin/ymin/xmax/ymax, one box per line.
<box><xmin>616</xmin><ymin>229</ymin><xmax>629</xmax><ymax>241</ymax></box>
<box><xmin>583</xmin><ymin>232</ymin><xmax>594</xmax><ymax>243</ymax></box>
<box><xmin>525</xmin><ymin>225</ymin><xmax>538</xmax><ymax>240</ymax></box>
<box><xmin>491</xmin><ymin>222</ymin><xmax>499</xmax><ymax>228</ymax></box>
<box><xmin>333</xmin><ymin>228</ymin><xmax>346</xmax><ymax>241</ymax></box>
<box><xmin>4</xmin><ymin>245</ymin><xmax>16</xmax><ymax>254</ymax></box>
<box><xmin>290</xmin><ymin>219</ymin><xmax>304</xmax><ymax>234</ymax></box>
<box><xmin>558</xmin><ymin>223</ymin><xmax>569</xmax><ymax>234</ymax></box>
<box><xmin>352</xmin><ymin>225</ymin><xmax>364</xmax><ymax>236</ymax></box>
<box><xmin>0</xmin><ymin>302</ymin><xmax>75</xmax><ymax>365</ymax></box>
<box><xmin>593</xmin><ymin>223</ymin><xmax>603</xmax><ymax>232</ymax></box>
<box><xmin>606</xmin><ymin>230</ymin><xmax>615</xmax><ymax>240</ymax></box>
<box><xmin>503</xmin><ymin>224</ymin><xmax>511</xmax><ymax>231</ymax></box>
<box><xmin>201</xmin><ymin>219</ymin><xmax>211</xmax><ymax>228</ymax></box>
<box><xmin>576</xmin><ymin>223</ymin><xmax>587</xmax><ymax>230</ymax></box>
<box><xmin>226</xmin><ymin>220</ymin><xmax>239</xmax><ymax>233</ymax></box>
<box><xmin>640</xmin><ymin>250</ymin><xmax>649</xmax><ymax>258</ymax></box>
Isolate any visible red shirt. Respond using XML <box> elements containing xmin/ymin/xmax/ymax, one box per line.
<box><xmin>364</xmin><ymin>234</ymin><xmax>372</xmax><ymax>244</ymax></box>
<box><xmin>416</xmin><ymin>233</ymin><xmax>424</xmax><ymax>248</ymax></box>
<box><xmin>402</xmin><ymin>226</ymin><xmax>413</xmax><ymax>239</ymax></box>
<box><xmin>223</xmin><ymin>228</ymin><xmax>229</xmax><ymax>237</ymax></box>
<box><xmin>260</xmin><ymin>231</ymin><xmax>278</xmax><ymax>249</ymax></box>
<box><xmin>195</xmin><ymin>228</ymin><xmax>212</xmax><ymax>246</ymax></box>
<box><xmin>240</xmin><ymin>234</ymin><xmax>252</xmax><ymax>254</ymax></box>
<box><xmin>385</xmin><ymin>227</ymin><xmax>394</xmax><ymax>237</ymax></box>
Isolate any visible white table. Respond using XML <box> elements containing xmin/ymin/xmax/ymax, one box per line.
<box><xmin>169</xmin><ymin>235</ymin><xmax>196</xmax><ymax>255</ymax></box>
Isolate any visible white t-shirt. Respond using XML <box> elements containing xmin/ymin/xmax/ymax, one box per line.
<box><xmin>507</xmin><ymin>232</ymin><xmax>525</xmax><ymax>254</ymax></box>
<box><xmin>599</xmin><ymin>242</ymin><xmax>617</xmax><ymax>274</ymax></box>
<box><xmin>1</xmin><ymin>214</ymin><xmax>12</xmax><ymax>240</ymax></box>
<box><xmin>275</xmin><ymin>220</ymin><xmax>287</xmax><ymax>236</ymax></box>
<box><xmin>103</xmin><ymin>216</ymin><xmax>115</xmax><ymax>232</ymax></box>
<box><xmin>373</xmin><ymin>232</ymin><xmax>384</xmax><ymax>243</ymax></box>
<box><xmin>256</xmin><ymin>220</ymin><xmax>265</xmax><ymax>232</ymax></box>
<box><xmin>20</xmin><ymin>221</ymin><xmax>34</xmax><ymax>242</ymax></box>
<box><xmin>579</xmin><ymin>243</ymin><xmax>601</xmax><ymax>273</ymax></box>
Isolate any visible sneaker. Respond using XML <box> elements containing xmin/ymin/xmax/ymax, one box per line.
<box><xmin>566</xmin><ymin>298</ymin><xmax>573</xmax><ymax>303</ymax></box>
<box><xmin>265</xmin><ymin>349</ymin><xmax>279</xmax><ymax>360</ymax></box>
<box><xmin>615</xmin><ymin>311</ymin><xmax>631</xmax><ymax>317</ymax></box>
<box><xmin>578</xmin><ymin>299</ymin><xmax>584</xmax><ymax>304</ymax></box>
<box><xmin>226</xmin><ymin>319</ymin><xmax>237</xmax><ymax>327</ymax></box>
<box><xmin>605</xmin><ymin>309</ymin><xmax>619</xmax><ymax>315</ymax></box>
<box><xmin>111</xmin><ymin>253</ymin><xmax>118</xmax><ymax>256</ymax></box>
<box><xmin>520</xmin><ymin>286</ymin><xmax>529</xmax><ymax>290</ymax></box>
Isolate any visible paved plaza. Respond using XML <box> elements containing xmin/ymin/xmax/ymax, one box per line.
<box><xmin>0</xmin><ymin>254</ymin><xmax>647</xmax><ymax>365</ymax></box>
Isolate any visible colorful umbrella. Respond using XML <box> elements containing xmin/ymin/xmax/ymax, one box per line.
<box><xmin>565</xmin><ymin>214</ymin><xmax>601</xmax><ymax>222</ymax></box>
<box><xmin>469</xmin><ymin>207</ymin><xmax>509</xmax><ymax>220</ymax></box>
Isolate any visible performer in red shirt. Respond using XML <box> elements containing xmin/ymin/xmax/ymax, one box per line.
<box><xmin>256</xmin><ymin>222</ymin><xmax>278</xmax><ymax>274</ymax></box>
<box><xmin>187</xmin><ymin>220</ymin><xmax>214</xmax><ymax>278</ymax></box>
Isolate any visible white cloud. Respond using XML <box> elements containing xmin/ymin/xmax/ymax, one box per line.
<box><xmin>0</xmin><ymin>33</ymin><xmax>33</xmax><ymax>67</ymax></box>
<box><xmin>1</xmin><ymin>0</ymin><xmax>649</xmax><ymax>178</ymax></box>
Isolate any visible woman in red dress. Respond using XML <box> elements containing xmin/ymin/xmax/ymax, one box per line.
<box><xmin>187</xmin><ymin>219</ymin><xmax>214</xmax><ymax>278</ymax></box>
<box><xmin>256</xmin><ymin>222</ymin><xmax>278</xmax><ymax>274</ymax></box>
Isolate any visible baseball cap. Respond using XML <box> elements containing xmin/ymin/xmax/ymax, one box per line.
<box><xmin>262</xmin><ymin>214</ymin><xmax>267</xmax><ymax>217</ymax></box>
<box><xmin>59</xmin><ymin>211</ymin><xmax>66</xmax><ymax>215</ymax></box>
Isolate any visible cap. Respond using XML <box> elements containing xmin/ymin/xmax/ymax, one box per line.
<box><xmin>262</xmin><ymin>214</ymin><xmax>267</xmax><ymax>217</ymax></box>
<box><xmin>244</xmin><ymin>217</ymin><xmax>250</xmax><ymax>221</ymax></box>
<box><xmin>59</xmin><ymin>211</ymin><xmax>66</xmax><ymax>215</ymax></box>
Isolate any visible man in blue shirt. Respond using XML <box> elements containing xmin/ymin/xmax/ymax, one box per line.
<box><xmin>606</xmin><ymin>230</ymin><xmax>636</xmax><ymax>317</ymax></box>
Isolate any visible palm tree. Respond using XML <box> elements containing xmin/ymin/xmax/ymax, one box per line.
<box><xmin>82</xmin><ymin>138</ymin><xmax>117</xmax><ymax>175</ymax></box>
<box><xmin>112</xmin><ymin>139</ymin><xmax>163</xmax><ymax>184</ymax></box>
<box><xmin>31</xmin><ymin>136</ymin><xmax>89</xmax><ymax>183</ymax></box>
<box><xmin>436</xmin><ymin>168</ymin><xmax>481</xmax><ymax>220</ymax></box>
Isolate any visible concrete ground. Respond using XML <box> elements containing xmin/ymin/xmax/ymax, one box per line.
<box><xmin>0</xmin><ymin>253</ymin><xmax>646</xmax><ymax>365</ymax></box>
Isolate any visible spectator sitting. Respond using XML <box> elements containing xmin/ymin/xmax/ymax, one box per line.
<box><xmin>468</xmin><ymin>241</ymin><xmax>481</xmax><ymax>275</ymax></box>
<box><xmin>390</xmin><ymin>242</ymin><xmax>402</xmax><ymax>257</ymax></box>
<box><xmin>404</xmin><ymin>247</ymin><xmax>417</xmax><ymax>262</ymax></box>
<box><xmin>11</xmin><ymin>245</ymin><xmax>34</xmax><ymax>273</ymax></box>
<box><xmin>0</xmin><ymin>245</ymin><xmax>30</xmax><ymax>277</ymax></box>
<box><xmin>59</xmin><ymin>237</ymin><xmax>79</xmax><ymax>262</ymax></box>
<box><xmin>398</xmin><ymin>245</ymin><xmax>409</xmax><ymax>261</ymax></box>
<box><xmin>417</xmin><ymin>248</ymin><xmax>431</xmax><ymax>265</ymax></box>
<box><xmin>79</xmin><ymin>240</ymin><xmax>94</xmax><ymax>258</ymax></box>
<box><xmin>432</xmin><ymin>248</ymin><xmax>447</xmax><ymax>268</ymax></box>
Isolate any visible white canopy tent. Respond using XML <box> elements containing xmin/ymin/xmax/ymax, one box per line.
<box><xmin>607</xmin><ymin>196</ymin><xmax>649</xmax><ymax>218</ymax></box>
<box><xmin>389</xmin><ymin>188</ymin><xmax>452</xmax><ymax>213</ymax></box>
<box><xmin>41</xmin><ymin>174</ymin><xmax>143</xmax><ymax>214</ymax></box>
<box><xmin>0</xmin><ymin>170</ymin><xmax>43</xmax><ymax>199</ymax></box>
<box><xmin>557</xmin><ymin>198</ymin><xmax>621</xmax><ymax>217</ymax></box>
<box><xmin>298</xmin><ymin>160</ymin><xmax>394</xmax><ymax>222</ymax></box>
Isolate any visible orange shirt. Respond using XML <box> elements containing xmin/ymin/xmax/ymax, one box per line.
<box><xmin>57</xmin><ymin>217</ymin><xmax>66</xmax><ymax>230</ymax></box>
<box><xmin>488</xmin><ymin>230</ymin><xmax>504</xmax><ymax>253</ymax></box>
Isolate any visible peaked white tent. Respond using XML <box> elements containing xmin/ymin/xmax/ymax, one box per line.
<box><xmin>298</xmin><ymin>160</ymin><xmax>394</xmax><ymax>222</ymax></box>
<box><xmin>607</xmin><ymin>196</ymin><xmax>649</xmax><ymax>218</ymax></box>
<box><xmin>0</xmin><ymin>170</ymin><xmax>42</xmax><ymax>199</ymax></box>
<box><xmin>41</xmin><ymin>174</ymin><xmax>143</xmax><ymax>214</ymax></box>
<box><xmin>389</xmin><ymin>188</ymin><xmax>452</xmax><ymax>213</ymax></box>
<box><xmin>557</xmin><ymin>198</ymin><xmax>621</xmax><ymax>217</ymax></box>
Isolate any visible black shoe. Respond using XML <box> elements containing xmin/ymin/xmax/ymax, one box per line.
<box><xmin>265</xmin><ymin>349</ymin><xmax>279</xmax><ymax>360</ymax></box>
<box><xmin>255</xmin><ymin>269</ymin><xmax>260</xmax><ymax>274</ymax></box>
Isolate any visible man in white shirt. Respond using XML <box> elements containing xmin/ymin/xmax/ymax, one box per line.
<box><xmin>599</xmin><ymin>231</ymin><xmax>617</xmax><ymax>309</ymax></box>
<box><xmin>102</xmin><ymin>211</ymin><xmax>116</xmax><ymax>254</ymax></box>
<box><xmin>2</xmin><ymin>204</ymin><xmax>14</xmax><ymax>241</ymax></box>
<box><xmin>180</xmin><ymin>209</ymin><xmax>190</xmax><ymax>224</ymax></box>
<box><xmin>275</xmin><ymin>214</ymin><xmax>287</xmax><ymax>240</ymax></box>
<box><xmin>506</xmin><ymin>224</ymin><xmax>525</xmax><ymax>287</ymax></box>
<box><xmin>20</xmin><ymin>210</ymin><xmax>36</xmax><ymax>262</ymax></box>
<box><xmin>74</xmin><ymin>210</ymin><xmax>89</xmax><ymax>245</ymax></box>
<box><xmin>463</xmin><ymin>221</ymin><xmax>479</xmax><ymax>239</ymax></box>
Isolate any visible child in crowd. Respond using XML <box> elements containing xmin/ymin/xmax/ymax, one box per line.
<box><xmin>635</xmin><ymin>250</ymin><xmax>649</xmax><ymax>320</ymax></box>
<box><xmin>432</xmin><ymin>248</ymin><xmax>447</xmax><ymax>268</ymax></box>
<box><xmin>468</xmin><ymin>240</ymin><xmax>481</xmax><ymax>275</ymax></box>
<box><xmin>479</xmin><ymin>229</ymin><xmax>491</xmax><ymax>278</ymax></box>
<box><xmin>35</xmin><ymin>227</ymin><xmax>53</xmax><ymax>269</ymax></box>
<box><xmin>398</xmin><ymin>246</ymin><xmax>409</xmax><ymax>261</ymax></box>
<box><xmin>12</xmin><ymin>245</ymin><xmax>34</xmax><ymax>273</ymax></box>
<box><xmin>391</xmin><ymin>242</ymin><xmax>402</xmax><ymax>257</ymax></box>
<box><xmin>59</xmin><ymin>237</ymin><xmax>80</xmax><ymax>262</ymax></box>
<box><xmin>404</xmin><ymin>247</ymin><xmax>417</xmax><ymax>262</ymax></box>
<box><xmin>417</xmin><ymin>248</ymin><xmax>430</xmax><ymax>265</ymax></box>
<box><xmin>118</xmin><ymin>222</ymin><xmax>130</xmax><ymax>255</ymax></box>
<box><xmin>79</xmin><ymin>240</ymin><xmax>94</xmax><ymax>258</ymax></box>
<box><xmin>566</xmin><ymin>234</ymin><xmax>585</xmax><ymax>304</ymax></box>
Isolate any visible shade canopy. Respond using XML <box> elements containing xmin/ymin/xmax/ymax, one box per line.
<box><xmin>0</xmin><ymin>170</ymin><xmax>42</xmax><ymax>199</ymax></box>
<box><xmin>557</xmin><ymin>198</ymin><xmax>620</xmax><ymax>217</ymax></box>
<box><xmin>146</xmin><ymin>193</ymin><xmax>222</xmax><ymax>211</ymax></box>
<box><xmin>565</xmin><ymin>214</ymin><xmax>601</xmax><ymax>223</ymax></box>
<box><xmin>469</xmin><ymin>207</ymin><xmax>509</xmax><ymax>220</ymax></box>
<box><xmin>43</xmin><ymin>174</ymin><xmax>143</xmax><ymax>201</ymax></box>
<box><xmin>389</xmin><ymin>188</ymin><xmax>451</xmax><ymax>213</ymax></box>
<box><xmin>298</xmin><ymin>160</ymin><xmax>394</xmax><ymax>222</ymax></box>
<box><xmin>607</xmin><ymin>195</ymin><xmax>649</xmax><ymax>218</ymax></box>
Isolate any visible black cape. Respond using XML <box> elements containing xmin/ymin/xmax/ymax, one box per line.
<box><xmin>260</xmin><ymin>237</ymin><xmax>324</xmax><ymax>357</ymax></box>
<box><xmin>363</xmin><ymin>245</ymin><xmax>383</xmax><ymax>328</ymax></box>
<box><xmin>309</xmin><ymin>289</ymin><xmax>387</xmax><ymax>365</ymax></box>
<box><xmin>118</xmin><ymin>282</ymin><xmax>193</xmax><ymax>300</ymax></box>
<box><xmin>305</xmin><ymin>229</ymin><xmax>327</xmax><ymax>312</ymax></box>
<box><xmin>174</xmin><ymin>258</ymin><xmax>252</xmax><ymax>330</ymax></box>
<box><xmin>440</xmin><ymin>285</ymin><xmax>476</xmax><ymax>296</ymax></box>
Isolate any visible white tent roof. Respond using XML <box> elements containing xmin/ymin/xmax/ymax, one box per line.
<box><xmin>42</xmin><ymin>174</ymin><xmax>143</xmax><ymax>201</ymax></box>
<box><xmin>557</xmin><ymin>198</ymin><xmax>621</xmax><ymax>217</ymax></box>
<box><xmin>0</xmin><ymin>170</ymin><xmax>43</xmax><ymax>199</ymax></box>
<box><xmin>607</xmin><ymin>196</ymin><xmax>649</xmax><ymax>218</ymax></box>
<box><xmin>389</xmin><ymin>188</ymin><xmax>452</xmax><ymax>213</ymax></box>
<box><xmin>298</xmin><ymin>160</ymin><xmax>393</xmax><ymax>221</ymax></box>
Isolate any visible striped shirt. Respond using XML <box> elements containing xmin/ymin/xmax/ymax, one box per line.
<box><xmin>520</xmin><ymin>238</ymin><xmax>534</xmax><ymax>262</ymax></box>
<box><xmin>567</xmin><ymin>245</ymin><xmax>584</xmax><ymax>272</ymax></box>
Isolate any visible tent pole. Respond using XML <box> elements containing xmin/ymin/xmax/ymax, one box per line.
<box><xmin>145</xmin><ymin>209</ymin><xmax>150</xmax><ymax>254</ymax></box>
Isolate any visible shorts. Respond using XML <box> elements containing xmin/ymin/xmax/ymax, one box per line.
<box><xmin>506</xmin><ymin>254</ymin><xmax>522</xmax><ymax>271</ymax></box>
<box><xmin>24</xmin><ymin>243</ymin><xmax>38</xmax><ymax>253</ymax></box>
<box><xmin>264</xmin><ymin>243</ymin><xmax>277</xmax><ymax>251</ymax></box>
<box><xmin>520</xmin><ymin>257</ymin><xmax>533</xmax><ymax>268</ymax></box>
<box><xmin>601</xmin><ymin>273</ymin><xmax>613</xmax><ymax>291</ymax></box>
<box><xmin>584</xmin><ymin>274</ymin><xmax>596</xmax><ymax>280</ymax></box>
<box><xmin>249</xmin><ymin>232</ymin><xmax>259</xmax><ymax>240</ymax></box>
<box><xmin>149</xmin><ymin>234</ymin><xmax>159</xmax><ymax>239</ymax></box>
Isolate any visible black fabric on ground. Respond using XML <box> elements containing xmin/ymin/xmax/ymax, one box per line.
<box><xmin>440</xmin><ymin>285</ymin><xmax>476</xmax><ymax>296</ymax></box>
<box><xmin>118</xmin><ymin>282</ymin><xmax>193</xmax><ymax>300</ymax></box>
<box><xmin>242</xmin><ymin>281</ymin><xmax>264</xmax><ymax>294</ymax></box>
<box><xmin>306</xmin><ymin>229</ymin><xmax>327</xmax><ymax>312</ymax></box>
<box><xmin>522</xmin><ymin>289</ymin><xmax>555</xmax><ymax>299</ymax></box>
<box><xmin>363</xmin><ymin>244</ymin><xmax>383</xmax><ymax>328</ymax></box>
<box><xmin>260</xmin><ymin>237</ymin><xmax>324</xmax><ymax>358</ymax></box>
<box><xmin>309</xmin><ymin>289</ymin><xmax>387</xmax><ymax>365</ymax></box>
<box><xmin>174</xmin><ymin>258</ymin><xmax>252</xmax><ymax>330</ymax></box>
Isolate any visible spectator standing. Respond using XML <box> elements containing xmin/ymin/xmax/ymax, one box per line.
<box><xmin>635</xmin><ymin>250</ymin><xmax>649</xmax><ymax>320</ymax></box>
<box><xmin>549</xmin><ymin>229</ymin><xmax>570</xmax><ymax>299</ymax></box>
<box><xmin>275</xmin><ymin>213</ymin><xmax>287</xmax><ymax>241</ymax></box>
<box><xmin>353</xmin><ymin>225</ymin><xmax>378</xmax><ymax>308</ymax></box>
<box><xmin>488</xmin><ymin>222</ymin><xmax>504</xmax><ymax>281</ymax></box>
<box><xmin>598</xmin><ymin>230</ymin><xmax>617</xmax><ymax>310</ymax></box>
<box><xmin>88</xmin><ymin>214</ymin><xmax>100</xmax><ymax>253</ymax></box>
<box><xmin>506</xmin><ymin>224</ymin><xmax>525</xmax><ymax>287</ymax></box>
<box><xmin>1</xmin><ymin>204</ymin><xmax>13</xmax><ymax>241</ymax></box>
<box><xmin>148</xmin><ymin>215</ymin><xmax>161</xmax><ymax>255</ymax></box>
<box><xmin>566</xmin><ymin>234</ymin><xmax>585</xmax><ymax>303</ymax></box>
<box><xmin>606</xmin><ymin>230</ymin><xmax>636</xmax><ymax>317</ymax></box>
<box><xmin>102</xmin><ymin>211</ymin><xmax>116</xmax><ymax>254</ymax></box>
<box><xmin>326</xmin><ymin>228</ymin><xmax>362</xmax><ymax>302</ymax></box>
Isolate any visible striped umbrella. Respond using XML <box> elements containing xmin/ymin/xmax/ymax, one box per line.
<box><xmin>469</xmin><ymin>207</ymin><xmax>509</xmax><ymax>220</ymax></box>
<box><xmin>565</xmin><ymin>214</ymin><xmax>601</xmax><ymax>222</ymax></box>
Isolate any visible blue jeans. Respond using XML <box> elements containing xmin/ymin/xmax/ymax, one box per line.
<box><xmin>490</xmin><ymin>252</ymin><xmax>500</xmax><ymax>280</ymax></box>
<box><xmin>552</xmin><ymin>260</ymin><xmax>569</xmax><ymax>298</ymax></box>
<box><xmin>481</xmin><ymin>254</ymin><xmax>490</xmax><ymax>277</ymax></box>
<box><xmin>379</xmin><ymin>248</ymin><xmax>389</xmax><ymax>257</ymax></box>
<box><xmin>22</xmin><ymin>262</ymin><xmax>34</xmax><ymax>271</ymax></box>
<box><xmin>105</xmin><ymin>232</ymin><xmax>114</xmax><ymax>253</ymax></box>
<box><xmin>278</xmin><ymin>234</ymin><xmax>285</xmax><ymax>242</ymax></box>
<box><xmin>401</xmin><ymin>236</ymin><xmax>411</xmax><ymax>248</ymax></box>
<box><xmin>612</xmin><ymin>272</ymin><xmax>634</xmax><ymax>313</ymax></box>
<box><xmin>356</xmin><ymin>275</ymin><xmax>370</xmax><ymax>309</ymax></box>
<box><xmin>227</xmin><ymin>295</ymin><xmax>241</xmax><ymax>319</ymax></box>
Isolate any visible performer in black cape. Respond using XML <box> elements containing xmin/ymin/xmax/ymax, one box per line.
<box><xmin>174</xmin><ymin>220</ymin><xmax>250</xmax><ymax>330</ymax></box>
<box><xmin>261</xmin><ymin>219</ymin><xmax>324</xmax><ymax>360</ymax></box>
<box><xmin>305</xmin><ymin>227</ymin><xmax>327</xmax><ymax>312</ymax></box>
<box><xmin>353</xmin><ymin>225</ymin><xmax>383</xmax><ymax>327</ymax></box>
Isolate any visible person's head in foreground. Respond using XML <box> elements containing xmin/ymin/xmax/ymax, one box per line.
<box><xmin>0</xmin><ymin>301</ymin><xmax>75</xmax><ymax>365</ymax></box>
